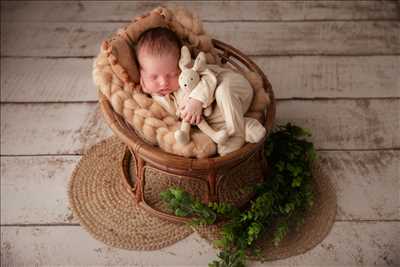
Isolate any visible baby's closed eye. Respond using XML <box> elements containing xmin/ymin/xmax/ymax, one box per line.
<box><xmin>168</xmin><ymin>72</ymin><xmax>179</xmax><ymax>78</ymax></box>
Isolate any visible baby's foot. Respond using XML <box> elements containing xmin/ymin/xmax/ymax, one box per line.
<box><xmin>244</xmin><ymin>118</ymin><xmax>266</xmax><ymax>143</ymax></box>
<box><xmin>217</xmin><ymin>136</ymin><xmax>245</xmax><ymax>156</ymax></box>
<box><xmin>212</xmin><ymin>130</ymin><xmax>229</xmax><ymax>144</ymax></box>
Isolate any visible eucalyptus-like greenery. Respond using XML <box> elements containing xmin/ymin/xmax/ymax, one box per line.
<box><xmin>160</xmin><ymin>123</ymin><xmax>316</xmax><ymax>267</ymax></box>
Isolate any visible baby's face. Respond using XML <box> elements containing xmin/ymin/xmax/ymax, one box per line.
<box><xmin>138</xmin><ymin>51</ymin><xmax>180</xmax><ymax>96</ymax></box>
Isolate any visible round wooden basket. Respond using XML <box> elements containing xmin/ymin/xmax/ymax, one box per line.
<box><xmin>99</xmin><ymin>39</ymin><xmax>276</xmax><ymax>223</ymax></box>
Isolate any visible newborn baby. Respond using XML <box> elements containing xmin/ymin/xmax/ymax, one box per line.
<box><xmin>136</xmin><ymin>27</ymin><xmax>266</xmax><ymax>156</ymax></box>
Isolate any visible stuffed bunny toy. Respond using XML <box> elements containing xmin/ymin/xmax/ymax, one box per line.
<box><xmin>174</xmin><ymin>46</ymin><xmax>228</xmax><ymax>145</ymax></box>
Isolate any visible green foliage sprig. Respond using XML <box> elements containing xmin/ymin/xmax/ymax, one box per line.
<box><xmin>160</xmin><ymin>187</ymin><xmax>217</xmax><ymax>225</ymax></box>
<box><xmin>161</xmin><ymin>123</ymin><xmax>316</xmax><ymax>267</ymax></box>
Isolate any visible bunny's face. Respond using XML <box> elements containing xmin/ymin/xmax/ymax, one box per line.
<box><xmin>179</xmin><ymin>69</ymin><xmax>200</xmax><ymax>91</ymax></box>
<box><xmin>178</xmin><ymin>46</ymin><xmax>207</xmax><ymax>92</ymax></box>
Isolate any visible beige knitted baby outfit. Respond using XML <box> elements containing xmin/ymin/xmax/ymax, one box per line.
<box><xmin>153</xmin><ymin>64</ymin><xmax>266</xmax><ymax>156</ymax></box>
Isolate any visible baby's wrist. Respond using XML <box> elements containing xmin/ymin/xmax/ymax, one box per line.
<box><xmin>189</xmin><ymin>97</ymin><xmax>203</xmax><ymax>105</ymax></box>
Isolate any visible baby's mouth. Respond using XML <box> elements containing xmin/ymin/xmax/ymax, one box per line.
<box><xmin>159</xmin><ymin>88</ymin><xmax>170</xmax><ymax>95</ymax></box>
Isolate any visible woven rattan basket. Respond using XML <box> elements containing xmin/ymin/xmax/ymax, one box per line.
<box><xmin>99</xmin><ymin>39</ymin><xmax>276</xmax><ymax>223</ymax></box>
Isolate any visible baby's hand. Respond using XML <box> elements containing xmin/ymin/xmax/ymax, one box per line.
<box><xmin>180</xmin><ymin>98</ymin><xmax>203</xmax><ymax>125</ymax></box>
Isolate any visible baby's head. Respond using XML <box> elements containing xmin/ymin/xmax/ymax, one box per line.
<box><xmin>136</xmin><ymin>27</ymin><xmax>181</xmax><ymax>96</ymax></box>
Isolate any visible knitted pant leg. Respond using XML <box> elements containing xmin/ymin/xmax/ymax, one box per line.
<box><xmin>215</xmin><ymin>72</ymin><xmax>253</xmax><ymax>137</ymax></box>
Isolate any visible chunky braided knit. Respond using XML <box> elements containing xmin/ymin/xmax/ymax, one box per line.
<box><xmin>93</xmin><ymin>47</ymin><xmax>217</xmax><ymax>158</ymax></box>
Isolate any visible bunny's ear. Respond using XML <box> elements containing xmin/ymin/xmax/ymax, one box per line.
<box><xmin>192</xmin><ymin>52</ymin><xmax>207</xmax><ymax>72</ymax></box>
<box><xmin>179</xmin><ymin>46</ymin><xmax>192</xmax><ymax>70</ymax></box>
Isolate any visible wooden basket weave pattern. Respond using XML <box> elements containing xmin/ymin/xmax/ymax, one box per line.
<box><xmin>143</xmin><ymin>166</ymin><xmax>209</xmax><ymax>213</ymax></box>
<box><xmin>217</xmin><ymin>152</ymin><xmax>264</xmax><ymax>207</ymax></box>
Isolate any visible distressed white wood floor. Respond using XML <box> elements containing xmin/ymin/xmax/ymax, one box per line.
<box><xmin>1</xmin><ymin>1</ymin><xmax>399</xmax><ymax>266</ymax></box>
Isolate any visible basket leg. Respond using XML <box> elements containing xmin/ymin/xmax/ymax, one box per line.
<box><xmin>119</xmin><ymin>146</ymin><xmax>145</xmax><ymax>203</ymax></box>
<box><xmin>120</xmin><ymin>146</ymin><xmax>135</xmax><ymax>193</ymax></box>
<box><xmin>207</xmin><ymin>169</ymin><xmax>217</xmax><ymax>203</ymax></box>
<box><xmin>135</xmin><ymin>157</ymin><xmax>145</xmax><ymax>203</ymax></box>
<box><xmin>260</xmin><ymin>148</ymin><xmax>270</xmax><ymax>181</ymax></box>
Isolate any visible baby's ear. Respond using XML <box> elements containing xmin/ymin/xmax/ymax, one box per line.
<box><xmin>192</xmin><ymin>52</ymin><xmax>206</xmax><ymax>72</ymax></box>
<box><xmin>179</xmin><ymin>46</ymin><xmax>192</xmax><ymax>70</ymax></box>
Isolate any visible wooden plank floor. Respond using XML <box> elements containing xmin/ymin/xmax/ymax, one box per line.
<box><xmin>1</xmin><ymin>1</ymin><xmax>399</xmax><ymax>266</ymax></box>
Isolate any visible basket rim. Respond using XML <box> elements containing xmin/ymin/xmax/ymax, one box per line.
<box><xmin>99</xmin><ymin>39</ymin><xmax>276</xmax><ymax>171</ymax></box>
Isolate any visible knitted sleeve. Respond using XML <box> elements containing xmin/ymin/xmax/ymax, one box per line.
<box><xmin>188</xmin><ymin>68</ymin><xmax>217</xmax><ymax>108</ymax></box>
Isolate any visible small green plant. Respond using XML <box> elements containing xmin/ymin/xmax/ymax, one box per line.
<box><xmin>161</xmin><ymin>123</ymin><xmax>316</xmax><ymax>267</ymax></box>
<box><xmin>160</xmin><ymin>187</ymin><xmax>217</xmax><ymax>225</ymax></box>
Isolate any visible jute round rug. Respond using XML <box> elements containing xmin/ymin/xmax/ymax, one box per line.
<box><xmin>68</xmin><ymin>136</ymin><xmax>336</xmax><ymax>260</ymax></box>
